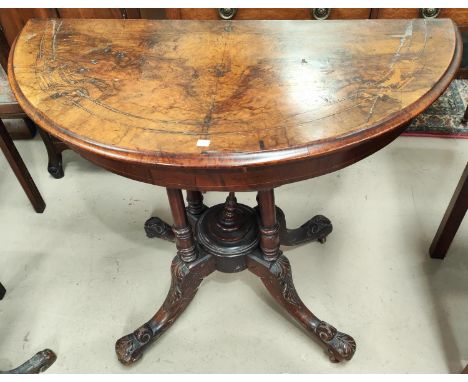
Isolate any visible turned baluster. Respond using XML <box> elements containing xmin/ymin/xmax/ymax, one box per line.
<box><xmin>257</xmin><ymin>190</ymin><xmax>281</xmax><ymax>261</ymax></box>
<box><xmin>167</xmin><ymin>189</ymin><xmax>197</xmax><ymax>262</ymax></box>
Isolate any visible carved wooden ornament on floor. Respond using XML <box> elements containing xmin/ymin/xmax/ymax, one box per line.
<box><xmin>8</xmin><ymin>19</ymin><xmax>461</xmax><ymax>365</ymax></box>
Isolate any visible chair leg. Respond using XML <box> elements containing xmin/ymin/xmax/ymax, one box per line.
<box><xmin>429</xmin><ymin>163</ymin><xmax>468</xmax><ymax>259</ymax></box>
<box><xmin>0</xmin><ymin>119</ymin><xmax>45</xmax><ymax>213</ymax></box>
<box><xmin>37</xmin><ymin>128</ymin><xmax>64</xmax><ymax>179</ymax></box>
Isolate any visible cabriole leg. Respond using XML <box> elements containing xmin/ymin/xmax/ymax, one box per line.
<box><xmin>116</xmin><ymin>188</ymin><xmax>212</xmax><ymax>365</ymax></box>
<box><xmin>38</xmin><ymin>128</ymin><xmax>64</xmax><ymax>179</ymax></box>
<box><xmin>276</xmin><ymin>206</ymin><xmax>333</xmax><ymax>246</ymax></box>
<box><xmin>253</xmin><ymin>189</ymin><xmax>355</xmax><ymax>362</ymax></box>
<box><xmin>247</xmin><ymin>253</ymin><xmax>356</xmax><ymax>362</ymax></box>
<box><xmin>115</xmin><ymin>254</ymin><xmax>215</xmax><ymax>365</ymax></box>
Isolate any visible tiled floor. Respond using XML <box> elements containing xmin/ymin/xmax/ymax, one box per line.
<box><xmin>0</xmin><ymin>135</ymin><xmax>467</xmax><ymax>373</ymax></box>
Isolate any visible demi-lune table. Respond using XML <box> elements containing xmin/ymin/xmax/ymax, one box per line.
<box><xmin>9</xmin><ymin>18</ymin><xmax>461</xmax><ymax>366</ymax></box>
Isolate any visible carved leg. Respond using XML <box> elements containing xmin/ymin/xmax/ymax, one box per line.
<box><xmin>276</xmin><ymin>207</ymin><xmax>332</xmax><ymax>246</ymax></box>
<box><xmin>144</xmin><ymin>217</ymin><xmax>175</xmax><ymax>242</ymax></box>
<box><xmin>247</xmin><ymin>253</ymin><xmax>356</xmax><ymax>362</ymax></box>
<box><xmin>115</xmin><ymin>253</ymin><xmax>215</xmax><ymax>365</ymax></box>
<box><xmin>2</xmin><ymin>349</ymin><xmax>57</xmax><ymax>374</ymax></box>
<box><xmin>38</xmin><ymin>128</ymin><xmax>64</xmax><ymax>179</ymax></box>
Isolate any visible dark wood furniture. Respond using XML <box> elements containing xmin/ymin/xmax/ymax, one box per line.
<box><xmin>0</xmin><ymin>8</ymin><xmax>141</xmax><ymax>178</ymax></box>
<box><xmin>0</xmin><ymin>23</ymin><xmax>66</xmax><ymax>178</ymax></box>
<box><xmin>0</xmin><ymin>27</ymin><xmax>46</xmax><ymax>208</ymax></box>
<box><xmin>162</xmin><ymin>8</ymin><xmax>468</xmax><ymax>77</ymax></box>
<box><xmin>1</xmin><ymin>8</ymin><xmax>468</xmax><ymax>178</ymax></box>
<box><xmin>0</xmin><ymin>28</ymin><xmax>36</xmax><ymax>140</ymax></box>
<box><xmin>0</xmin><ymin>114</ymin><xmax>45</xmax><ymax>213</ymax></box>
<box><xmin>429</xmin><ymin>163</ymin><xmax>468</xmax><ymax>258</ymax></box>
<box><xmin>9</xmin><ymin>18</ymin><xmax>461</xmax><ymax>366</ymax></box>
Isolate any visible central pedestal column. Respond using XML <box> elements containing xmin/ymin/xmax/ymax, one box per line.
<box><xmin>196</xmin><ymin>192</ymin><xmax>259</xmax><ymax>272</ymax></box>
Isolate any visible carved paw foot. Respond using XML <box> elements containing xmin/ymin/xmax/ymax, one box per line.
<box><xmin>115</xmin><ymin>324</ymin><xmax>153</xmax><ymax>365</ymax></box>
<box><xmin>276</xmin><ymin>207</ymin><xmax>333</xmax><ymax>246</ymax></box>
<box><xmin>5</xmin><ymin>349</ymin><xmax>57</xmax><ymax>374</ymax></box>
<box><xmin>247</xmin><ymin>253</ymin><xmax>355</xmax><ymax>364</ymax></box>
<box><xmin>301</xmin><ymin>215</ymin><xmax>333</xmax><ymax>244</ymax></box>
<box><xmin>315</xmin><ymin>321</ymin><xmax>356</xmax><ymax>362</ymax></box>
<box><xmin>144</xmin><ymin>217</ymin><xmax>175</xmax><ymax>242</ymax></box>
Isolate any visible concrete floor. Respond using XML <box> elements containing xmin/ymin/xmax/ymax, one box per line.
<box><xmin>0</xmin><ymin>135</ymin><xmax>467</xmax><ymax>373</ymax></box>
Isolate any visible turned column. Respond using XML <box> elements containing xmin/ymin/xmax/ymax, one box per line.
<box><xmin>186</xmin><ymin>191</ymin><xmax>206</xmax><ymax>216</ymax></box>
<box><xmin>167</xmin><ymin>188</ymin><xmax>197</xmax><ymax>262</ymax></box>
<box><xmin>257</xmin><ymin>189</ymin><xmax>280</xmax><ymax>261</ymax></box>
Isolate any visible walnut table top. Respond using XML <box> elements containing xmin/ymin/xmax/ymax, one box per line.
<box><xmin>9</xmin><ymin>19</ymin><xmax>461</xmax><ymax>190</ymax></box>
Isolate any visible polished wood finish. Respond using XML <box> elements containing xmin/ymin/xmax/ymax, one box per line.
<box><xmin>246</xmin><ymin>252</ymin><xmax>356</xmax><ymax>362</ymax></box>
<box><xmin>166</xmin><ymin>8</ymin><xmax>370</xmax><ymax>20</ymax></box>
<box><xmin>8</xmin><ymin>19</ymin><xmax>462</xmax><ymax>191</ymax></box>
<box><xmin>57</xmin><ymin>8</ymin><xmax>140</xmax><ymax>19</ymax></box>
<box><xmin>115</xmin><ymin>253</ymin><xmax>216</xmax><ymax>365</ymax></box>
<box><xmin>185</xmin><ymin>190</ymin><xmax>207</xmax><ymax>227</ymax></box>
<box><xmin>167</xmin><ymin>188</ymin><xmax>197</xmax><ymax>262</ymax></box>
<box><xmin>0</xmin><ymin>8</ymin><xmax>141</xmax><ymax>177</ymax></box>
<box><xmin>429</xmin><ymin>163</ymin><xmax>468</xmax><ymax>259</ymax></box>
<box><xmin>375</xmin><ymin>8</ymin><xmax>468</xmax><ymax>27</ymax></box>
<box><xmin>257</xmin><ymin>189</ymin><xmax>280</xmax><ymax>261</ymax></box>
<box><xmin>137</xmin><ymin>188</ymin><xmax>346</xmax><ymax>363</ymax></box>
<box><xmin>276</xmin><ymin>206</ymin><xmax>332</xmax><ymax>245</ymax></box>
<box><xmin>0</xmin><ymin>9</ymin><xmax>58</xmax><ymax>47</ymax></box>
<box><xmin>8</xmin><ymin>18</ymin><xmax>461</xmax><ymax>367</ymax></box>
<box><xmin>0</xmin><ymin>119</ymin><xmax>45</xmax><ymax>212</ymax></box>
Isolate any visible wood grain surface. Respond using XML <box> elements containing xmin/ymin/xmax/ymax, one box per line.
<box><xmin>9</xmin><ymin>19</ymin><xmax>461</xmax><ymax>190</ymax></box>
<box><xmin>166</xmin><ymin>8</ymin><xmax>371</xmax><ymax>20</ymax></box>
